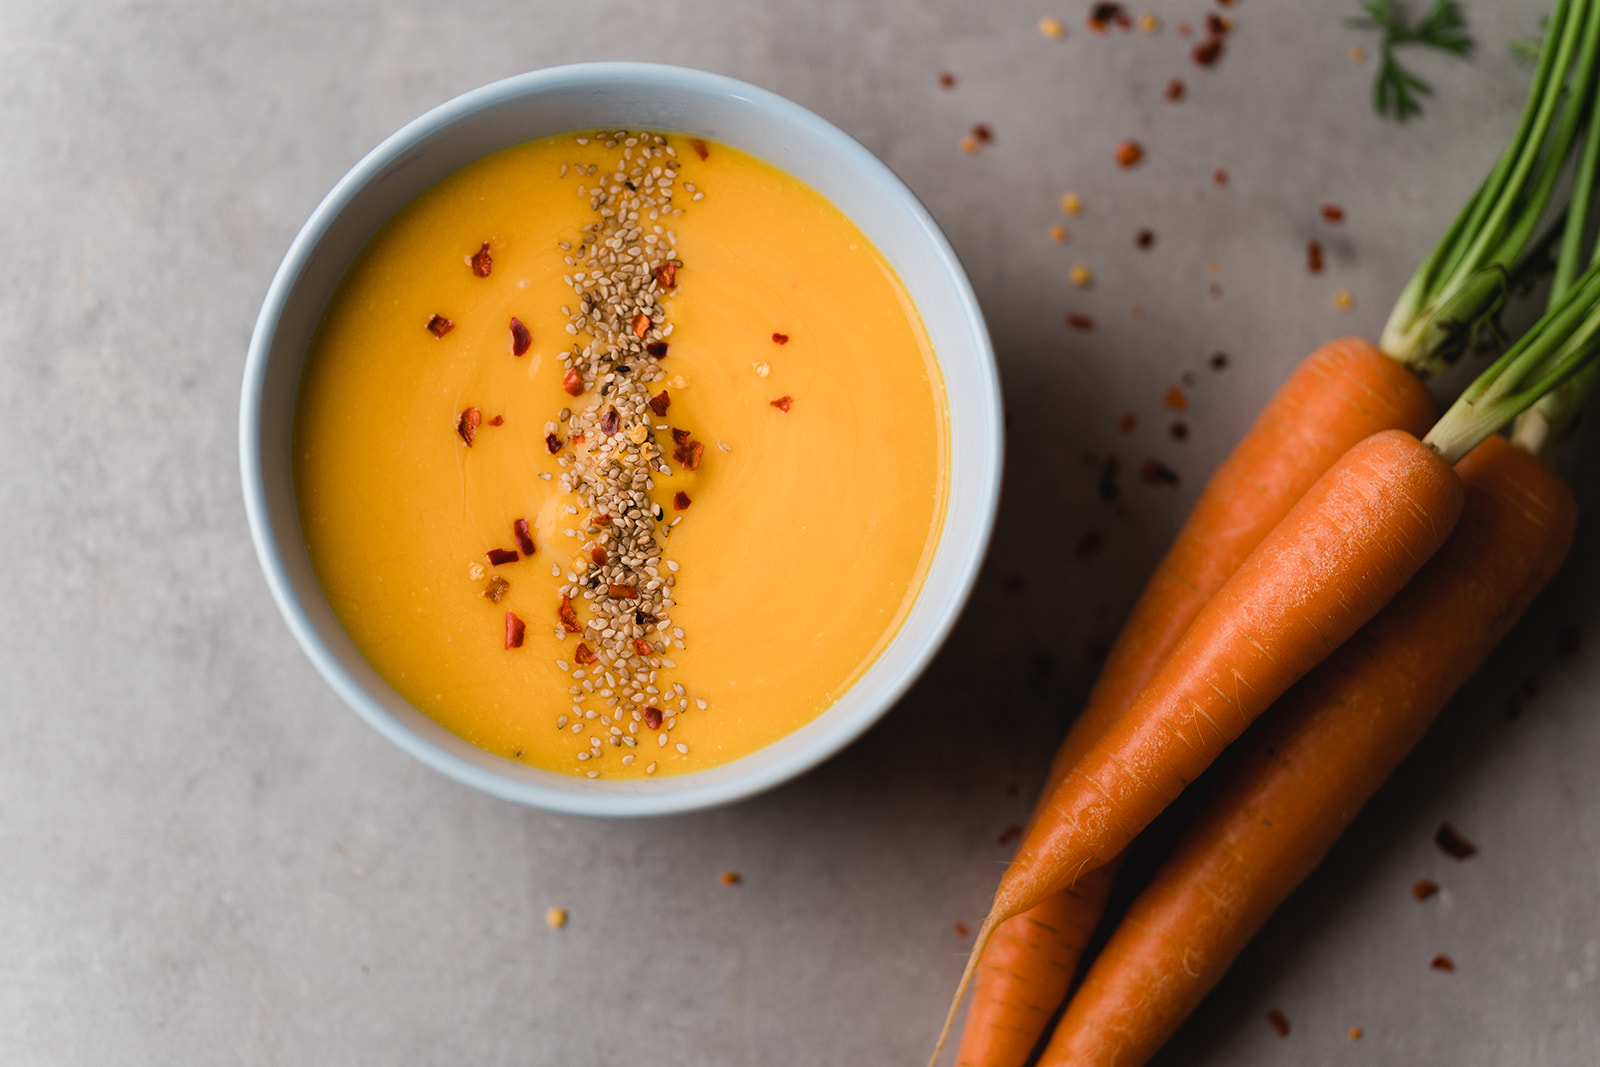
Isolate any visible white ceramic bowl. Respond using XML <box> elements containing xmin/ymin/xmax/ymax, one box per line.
<box><xmin>240</xmin><ymin>63</ymin><xmax>1001</xmax><ymax>816</ymax></box>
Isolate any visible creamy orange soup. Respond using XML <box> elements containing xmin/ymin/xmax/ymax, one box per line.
<box><xmin>295</xmin><ymin>131</ymin><xmax>947</xmax><ymax>778</ymax></box>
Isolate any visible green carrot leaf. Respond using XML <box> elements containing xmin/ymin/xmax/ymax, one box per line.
<box><xmin>1349</xmin><ymin>0</ymin><xmax>1475</xmax><ymax>121</ymax></box>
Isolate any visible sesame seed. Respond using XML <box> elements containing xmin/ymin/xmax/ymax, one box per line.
<box><xmin>676</xmin><ymin>742</ymin><xmax>689</xmax><ymax>754</ymax></box>
<box><xmin>646</xmin><ymin>762</ymin><xmax>657</xmax><ymax>774</ymax></box>
<box><xmin>586</xmin><ymin>770</ymin><xmax>599</xmax><ymax>778</ymax></box>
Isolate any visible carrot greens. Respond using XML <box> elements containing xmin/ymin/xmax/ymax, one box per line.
<box><xmin>1349</xmin><ymin>0</ymin><xmax>1474</xmax><ymax>120</ymax></box>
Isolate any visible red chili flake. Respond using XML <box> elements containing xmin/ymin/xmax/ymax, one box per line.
<box><xmin>504</xmin><ymin>611</ymin><xmax>525</xmax><ymax>649</ymax></box>
<box><xmin>1193</xmin><ymin>36</ymin><xmax>1224</xmax><ymax>67</ymax></box>
<box><xmin>971</xmin><ymin>123</ymin><xmax>994</xmax><ymax>144</ymax></box>
<box><xmin>631</xmin><ymin>312</ymin><xmax>651</xmax><ymax>338</ymax></box>
<box><xmin>562</xmin><ymin>367</ymin><xmax>585</xmax><ymax>396</ymax></box>
<box><xmin>646</xmin><ymin>341</ymin><xmax>669</xmax><ymax>358</ymax></box>
<box><xmin>770</xmin><ymin>395</ymin><xmax>794</xmax><ymax>413</ymax></box>
<box><xmin>1266</xmin><ymin>1010</ymin><xmax>1290</xmax><ymax>1038</ymax></box>
<box><xmin>594</xmin><ymin>513</ymin><xmax>613</xmax><ymax>527</ymax></box>
<box><xmin>1209</xmin><ymin>351</ymin><xmax>1229</xmax><ymax>370</ymax></box>
<box><xmin>557</xmin><ymin>595</ymin><xmax>581</xmax><ymax>634</ymax></box>
<box><xmin>426</xmin><ymin>313</ymin><xmax>454</xmax><ymax>338</ymax></box>
<box><xmin>643</xmin><ymin>706</ymin><xmax>663</xmax><ymax>730</ymax></box>
<box><xmin>486</xmin><ymin>547</ymin><xmax>518</xmax><ymax>566</ymax></box>
<box><xmin>456</xmin><ymin>407</ymin><xmax>482</xmax><ymax>446</ymax></box>
<box><xmin>648</xmin><ymin>390</ymin><xmax>671</xmax><ymax>416</ymax></box>
<box><xmin>489</xmin><ymin>415</ymin><xmax>504</xmax><ymax>426</ymax></box>
<box><xmin>1213</xmin><ymin>167</ymin><xmax>1229</xmax><ymax>186</ymax></box>
<box><xmin>571</xmin><ymin>432</ymin><xmax>585</xmax><ymax>445</ymax></box>
<box><xmin>674</xmin><ymin>439</ymin><xmax>705</xmax><ymax>471</ymax></box>
<box><xmin>513</xmin><ymin>519</ymin><xmax>536</xmax><ymax>557</ymax></box>
<box><xmin>470</xmin><ymin>241</ymin><xmax>492</xmax><ymax>277</ymax></box>
<box><xmin>1177</xmin><ymin>21</ymin><xmax>1193</xmax><ymax>37</ymax></box>
<box><xmin>995</xmin><ymin>823</ymin><xmax>1023</xmax><ymax>846</ymax></box>
<box><xmin>1115</xmin><ymin>140</ymin><xmax>1144</xmax><ymax>168</ymax></box>
<box><xmin>954</xmin><ymin>922</ymin><xmax>970</xmax><ymax>937</ymax></box>
<box><xmin>1164</xmin><ymin>78</ymin><xmax>1186</xmax><ymax>102</ymax></box>
<box><xmin>1139</xmin><ymin>458</ymin><xmax>1180</xmax><ymax>486</ymax></box>
<box><xmin>585</xmin><ymin>547</ymin><xmax>606</xmax><ymax>570</ymax></box>
<box><xmin>1209</xmin><ymin>281</ymin><xmax>1223</xmax><ymax>297</ymax></box>
<box><xmin>1216</xmin><ymin>0</ymin><xmax>1236</xmax><ymax>5</ymax></box>
<box><xmin>1205</xmin><ymin>12</ymin><xmax>1230</xmax><ymax>35</ymax></box>
<box><xmin>771</xmin><ymin>331</ymin><xmax>790</xmax><ymax>344</ymax></box>
<box><xmin>482</xmin><ymin>576</ymin><xmax>510</xmax><ymax>603</ymax></box>
<box><xmin>1087</xmin><ymin>2</ymin><xmax>1131</xmax><ymax>32</ymax></box>
<box><xmin>1135</xmin><ymin>228</ymin><xmax>1155</xmax><ymax>249</ymax></box>
<box><xmin>673</xmin><ymin>491</ymin><xmax>691</xmax><ymax>511</ymax></box>
<box><xmin>510</xmin><ymin>317</ymin><xmax>531</xmax><ymax>356</ymax></box>
<box><xmin>1435</xmin><ymin>823</ymin><xmax>1477</xmax><ymax>860</ymax></box>
<box><xmin>1170</xmin><ymin>420</ymin><xmax>1189</xmax><ymax>441</ymax></box>
<box><xmin>635</xmin><ymin>610</ymin><xmax>658</xmax><ymax>626</ymax></box>
<box><xmin>1307</xmin><ymin>239</ymin><xmax>1325</xmax><ymax>274</ymax></box>
<box><xmin>688</xmin><ymin>137</ymin><xmax>710</xmax><ymax>161</ymax></box>
<box><xmin>1431</xmin><ymin>954</ymin><xmax>1456</xmax><ymax>973</ymax></box>
<box><xmin>1118</xmin><ymin>412</ymin><xmax>1137</xmax><ymax>433</ymax></box>
<box><xmin>1164</xmin><ymin>386</ymin><xmax>1188</xmax><ymax>411</ymax></box>
<box><xmin>1066</xmin><ymin>313</ymin><xmax>1095</xmax><ymax>331</ymax></box>
<box><xmin>654</xmin><ymin>261</ymin><xmax>678</xmax><ymax>289</ymax></box>
<box><xmin>671</xmin><ymin>427</ymin><xmax>691</xmax><ymax>445</ymax></box>
<box><xmin>608</xmin><ymin>584</ymin><xmax>639</xmax><ymax>600</ymax></box>
<box><xmin>631</xmin><ymin>637</ymin><xmax>655</xmax><ymax>657</ymax></box>
<box><xmin>938</xmin><ymin>71</ymin><xmax>957</xmax><ymax>89</ymax></box>
<box><xmin>573</xmin><ymin>642</ymin><xmax>598</xmax><ymax>666</ymax></box>
<box><xmin>544</xmin><ymin>432</ymin><xmax>562</xmax><ymax>455</ymax></box>
<box><xmin>1181</xmin><ymin>371</ymin><xmax>1196</xmax><ymax>387</ymax></box>
<box><xmin>1075</xmin><ymin>529</ymin><xmax>1106</xmax><ymax>557</ymax></box>
<box><xmin>600</xmin><ymin>407</ymin><xmax>620</xmax><ymax>436</ymax></box>
<box><xmin>1320</xmin><ymin>203</ymin><xmax>1346</xmax><ymax>224</ymax></box>
<box><xmin>1413</xmin><ymin>879</ymin><xmax>1440</xmax><ymax>901</ymax></box>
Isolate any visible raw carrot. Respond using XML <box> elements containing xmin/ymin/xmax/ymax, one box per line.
<box><xmin>1036</xmin><ymin>434</ymin><xmax>1577</xmax><ymax>1067</ymax></box>
<box><xmin>951</xmin><ymin>339</ymin><xmax>1434</xmax><ymax>1067</ymax></box>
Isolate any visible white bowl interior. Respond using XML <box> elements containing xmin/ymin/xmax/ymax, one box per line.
<box><xmin>241</xmin><ymin>63</ymin><xmax>1001</xmax><ymax>816</ymax></box>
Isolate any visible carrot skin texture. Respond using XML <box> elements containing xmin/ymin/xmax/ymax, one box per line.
<box><xmin>997</xmin><ymin>429</ymin><xmax>1465</xmax><ymax>919</ymax></box>
<box><xmin>951</xmin><ymin>339</ymin><xmax>1435</xmax><ymax>1067</ymax></box>
<box><xmin>1037</xmin><ymin>436</ymin><xmax>1576</xmax><ymax>1067</ymax></box>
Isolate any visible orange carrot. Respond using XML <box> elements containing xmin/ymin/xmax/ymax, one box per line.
<box><xmin>952</xmin><ymin>339</ymin><xmax>1434</xmax><ymax>1067</ymax></box>
<box><xmin>932</xmin><ymin>429</ymin><xmax>1466</xmax><ymax>1061</ymax></box>
<box><xmin>1036</xmin><ymin>434</ymin><xmax>1576</xmax><ymax>1067</ymax></box>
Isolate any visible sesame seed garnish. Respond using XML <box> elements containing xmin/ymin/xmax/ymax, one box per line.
<box><xmin>676</xmin><ymin>742</ymin><xmax>689</xmax><ymax>754</ymax></box>
<box><xmin>646</xmin><ymin>762</ymin><xmax>657</xmax><ymax>774</ymax></box>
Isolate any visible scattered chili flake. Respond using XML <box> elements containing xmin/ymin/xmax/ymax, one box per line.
<box><xmin>771</xmin><ymin>331</ymin><xmax>790</xmax><ymax>345</ymax></box>
<box><xmin>632</xmin><ymin>637</ymin><xmax>655</xmax><ymax>657</ymax></box>
<box><xmin>1209</xmin><ymin>351</ymin><xmax>1229</xmax><ymax>370</ymax></box>
<box><xmin>590</xmin><ymin>545</ymin><xmax>608</xmax><ymax>567</ymax></box>
<box><xmin>546</xmin><ymin>906</ymin><xmax>568</xmax><ymax>929</ymax></box>
<box><xmin>643</xmin><ymin>706</ymin><xmax>663</xmax><ymax>730</ymax></box>
<box><xmin>688</xmin><ymin>137</ymin><xmax>710</xmax><ymax>161</ymax></box>
<box><xmin>600</xmin><ymin>407</ymin><xmax>620</xmax><ymax>436</ymax></box>
<box><xmin>546</xmin><ymin>432</ymin><xmax>563</xmax><ymax>455</ymax></box>
<box><xmin>1164</xmin><ymin>78</ymin><xmax>1186</xmax><ymax>102</ymax></box>
<box><xmin>594</xmin><ymin>513</ymin><xmax>612</xmax><ymax>527</ymax></box>
<box><xmin>1130</xmin><ymin>228</ymin><xmax>1155</xmax><ymax>251</ymax></box>
<box><xmin>1350</xmin><ymin>44</ymin><xmax>1367</xmax><ymax>63</ymax></box>
<box><xmin>674</xmin><ymin>438</ymin><xmax>705</xmax><ymax>471</ymax></box>
<box><xmin>1139</xmin><ymin>458</ymin><xmax>1180</xmax><ymax>486</ymax></box>
<box><xmin>1069</xmin><ymin>264</ymin><xmax>1093</xmax><ymax>287</ymax></box>
<box><xmin>673</xmin><ymin>491</ymin><xmax>691</xmax><ymax>511</ymax></box>
<box><xmin>562</xmin><ymin>367</ymin><xmax>585</xmax><ymax>396</ymax></box>
<box><xmin>720</xmin><ymin>871</ymin><xmax>742</xmax><ymax>886</ymax></box>
<box><xmin>573</xmin><ymin>642</ymin><xmax>598</xmax><ymax>666</ymax></box>
<box><xmin>1193</xmin><ymin>36</ymin><xmax>1224</xmax><ymax>67</ymax></box>
<box><xmin>482</xmin><ymin>576</ymin><xmax>510</xmax><ymax>603</ymax></box>
<box><xmin>1204</xmin><ymin>12</ymin><xmax>1230</xmax><ymax>35</ymax></box>
<box><xmin>456</xmin><ymin>407</ymin><xmax>482</xmax><ymax>446</ymax></box>
<box><xmin>1038</xmin><ymin>15</ymin><xmax>1066</xmax><ymax>38</ymax></box>
<box><xmin>1320</xmin><ymin>203</ymin><xmax>1346</xmax><ymax>224</ymax></box>
<box><xmin>1118</xmin><ymin>412</ymin><xmax>1137</xmax><ymax>432</ymax></box>
<box><xmin>654</xmin><ymin>261</ymin><xmax>678</xmax><ymax>289</ymax></box>
<box><xmin>1435</xmin><ymin>823</ymin><xmax>1477</xmax><ymax>860</ymax></box>
<box><xmin>1266</xmin><ymin>1010</ymin><xmax>1290</xmax><ymax>1038</ymax></box>
<box><xmin>972</xmin><ymin>123</ymin><xmax>994</xmax><ymax>144</ymax></box>
<box><xmin>1177</xmin><ymin>20</ymin><xmax>1193</xmax><ymax>37</ymax></box>
<box><xmin>426</xmin><ymin>313</ymin><xmax>454</xmax><ymax>338</ymax></box>
<box><xmin>960</xmin><ymin>136</ymin><xmax>980</xmax><ymax>155</ymax></box>
<box><xmin>608</xmin><ymin>583</ymin><xmax>639</xmax><ymax>600</ymax></box>
<box><xmin>1060</xmin><ymin>192</ymin><xmax>1083</xmax><ymax>216</ymax></box>
<box><xmin>1205</xmin><ymin>259</ymin><xmax>1222</xmax><ymax>275</ymax></box>
<box><xmin>646</xmin><ymin>341</ymin><xmax>669</xmax><ymax>358</ymax></box>
<box><xmin>671</xmin><ymin>427</ymin><xmax>691</xmax><ymax>445</ymax></box>
<box><xmin>1431</xmin><ymin>954</ymin><xmax>1456</xmax><ymax>973</ymax></box>
<box><xmin>938</xmin><ymin>71</ymin><xmax>957</xmax><ymax>89</ymax></box>
<box><xmin>1349</xmin><ymin>1027</ymin><xmax>1364</xmax><ymax>1041</ymax></box>
<box><xmin>1115</xmin><ymin>139</ymin><xmax>1144</xmax><ymax>168</ymax></box>
<box><xmin>571</xmin><ymin>432</ymin><xmax>585</xmax><ymax>445</ymax></box>
<box><xmin>558</xmin><ymin>595</ymin><xmax>581</xmax><ymax>634</ymax></box>
<box><xmin>631</xmin><ymin>312</ymin><xmax>651</xmax><ymax>338</ymax></box>
<box><xmin>770</xmin><ymin>395</ymin><xmax>796</xmax><ymax>413</ymax></box>
<box><xmin>1067</xmin><ymin>313</ymin><xmax>1095</xmax><ymax>331</ymax></box>
<box><xmin>997</xmin><ymin>823</ymin><xmax>1023</xmax><ymax>846</ymax></box>
<box><xmin>954</xmin><ymin>921</ymin><xmax>971</xmax><ymax>937</ymax></box>
<box><xmin>1170</xmin><ymin>420</ymin><xmax>1189</xmax><ymax>440</ymax></box>
<box><xmin>1334</xmin><ymin>288</ymin><xmax>1354</xmax><ymax>310</ymax></box>
<box><xmin>1212</xmin><ymin>167</ymin><xmax>1229</xmax><ymax>186</ymax></box>
<box><xmin>1049</xmin><ymin>223</ymin><xmax>1068</xmax><ymax>243</ymax></box>
<box><xmin>510</xmin><ymin>317</ymin><xmax>531</xmax><ymax>355</ymax></box>
<box><xmin>470</xmin><ymin>241</ymin><xmax>492</xmax><ymax>277</ymax></box>
<box><xmin>1087</xmin><ymin>2</ymin><xmax>1131</xmax><ymax>32</ymax></box>
<box><xmin>489</xmin><ymin>415</ymin><xmax>504</xmax><ymax>426</ymax></box>
<box><xmin>642</xmin><ymin>391</ymin><xmax>669</xmax><ymax>417</ymax></box>
<box><xmin>1075</xmin><ymin>529</ymin><xmax>1106</xmax><ymax>557</ymax></box>
<box><xmin>487</xmin><ymin>547</ymin><xmax>518</xmax><ymax>567</ymax></box>
<box><xmin>1163</xmin><ymin>386</ymin><xmax>1188</xmax><ymax>411</ymax></box>
<box><xmin>635</xmin><ymin>610</ymin><xmax>657</xmax><ymax>626</ymax></box>
<box><xmin>513</xmin><ymin>518</ymin><xmax>536</xmax><ymax>557</ymax></box>
<box><xmin>504</xmin><ymin>611</ymin><xmax>525</xmax><ymax>649</ymax></box>
<box><xmin>1307</xmin><ymin>239</ymin><xmax>1325</xmax><ymax>274</ymax></box>
<box><xmin>1413</xmin><ymin>879</ymin><xmax>1440</xmax><ymax>901</ymax></box>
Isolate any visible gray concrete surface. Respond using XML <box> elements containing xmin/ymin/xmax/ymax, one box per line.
<box><xmin>3</xmin><ymin>1</ymin><xmax>1597</xmax><ymax>1064</ymax></box>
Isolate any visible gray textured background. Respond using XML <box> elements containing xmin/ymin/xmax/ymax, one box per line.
<box><xmin>4</xmin><ymin>1</ymin><xmax>1597</xmax><ymax>1064</ymax></box>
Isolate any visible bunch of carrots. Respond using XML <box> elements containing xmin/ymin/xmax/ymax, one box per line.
<box><xmin>933</xmin><ymin>3</ymin><xmax>1600</xmax><ymax>1064</ymax></box>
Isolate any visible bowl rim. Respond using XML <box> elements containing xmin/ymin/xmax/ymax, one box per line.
<box><xmin>240</xmin><ymin>61</ymin><xmax>1002</xmax><ymax>816</ymax></box>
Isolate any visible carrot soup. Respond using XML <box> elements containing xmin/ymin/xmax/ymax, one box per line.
<box><xmin>294</xmin><ymin>130</ymin><xmax>947</xmax><ymax>779</ymax></box>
